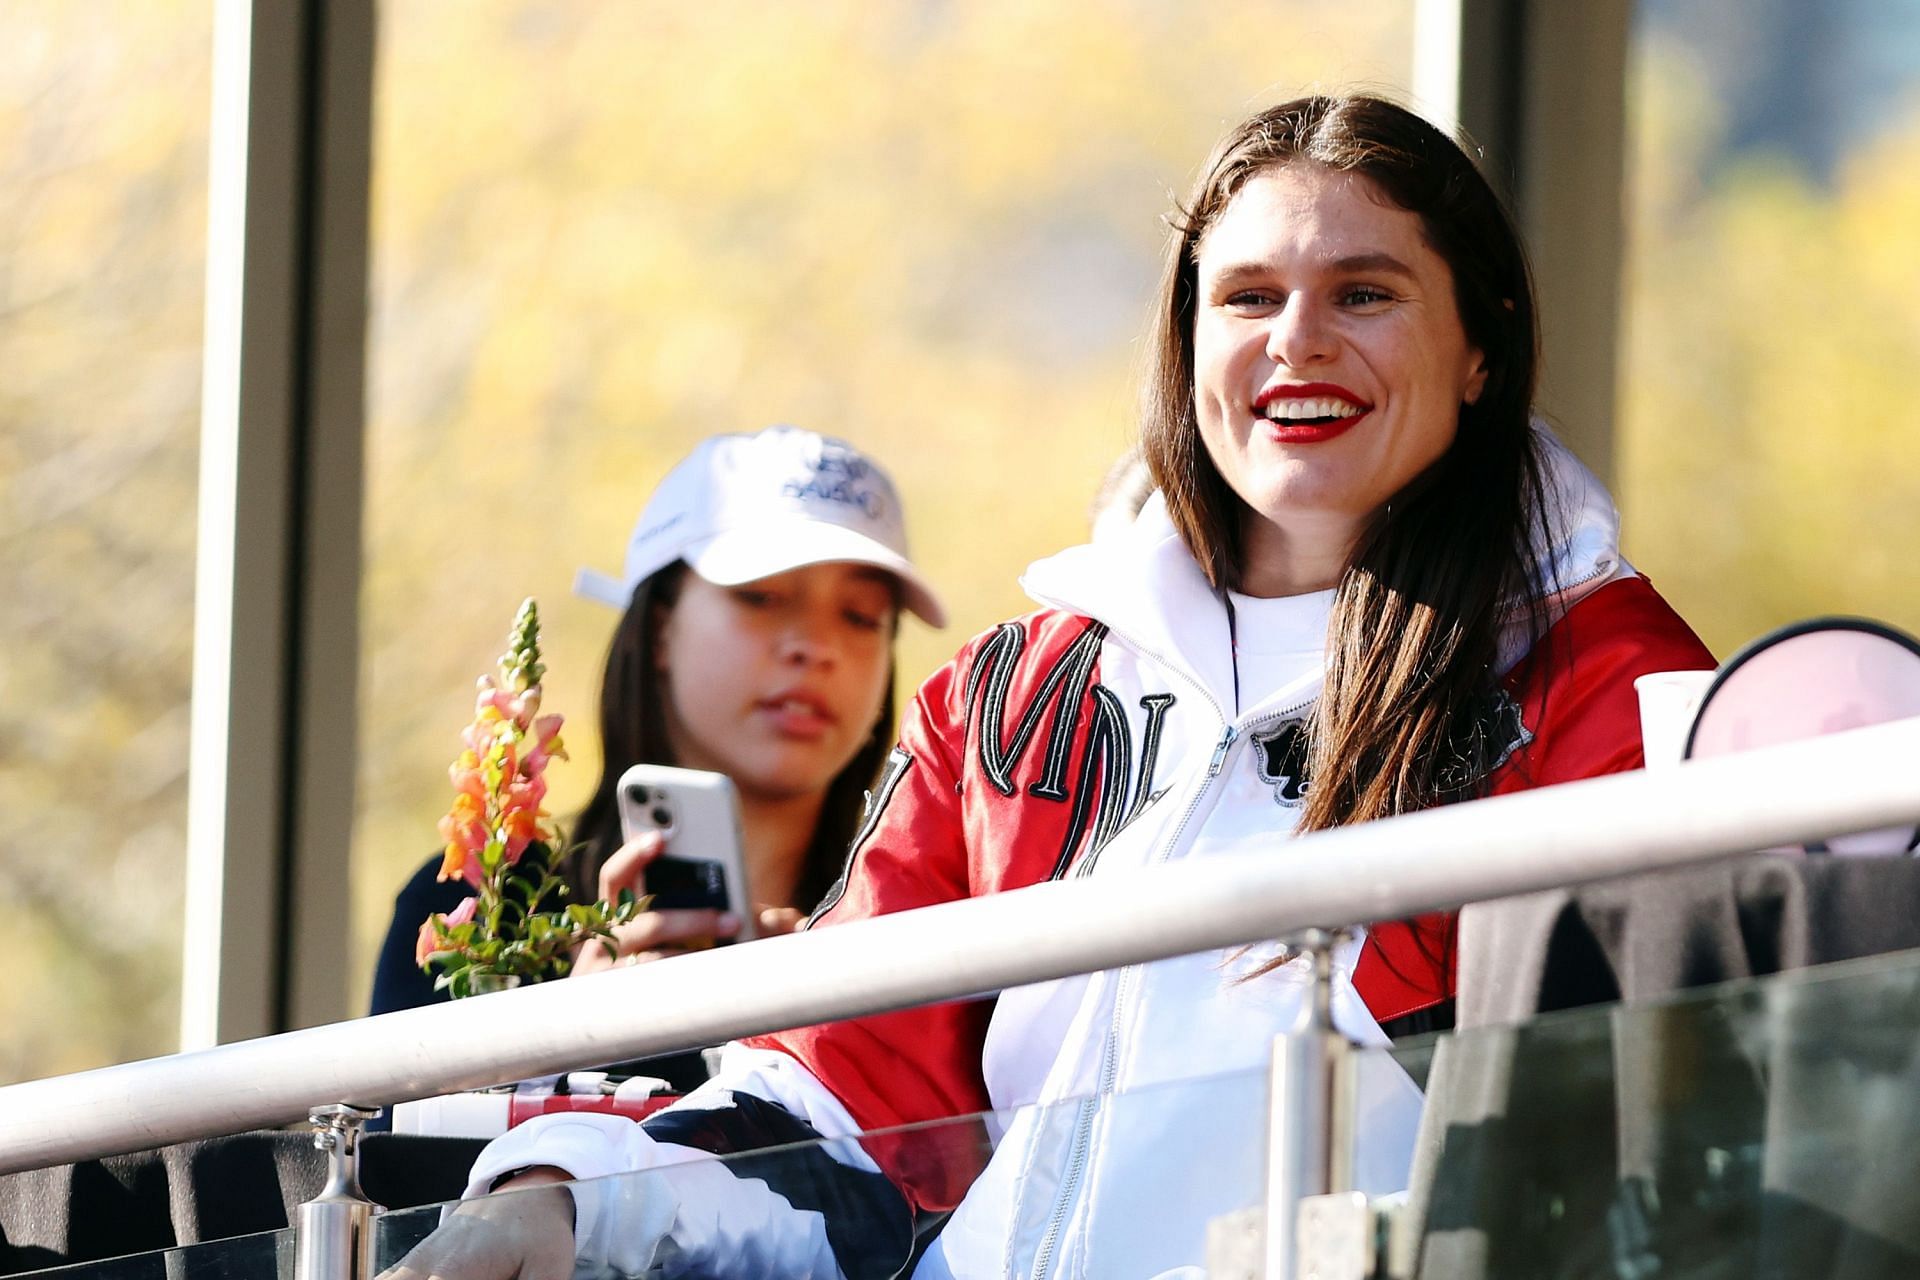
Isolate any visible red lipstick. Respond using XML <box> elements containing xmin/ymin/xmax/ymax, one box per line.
<box><xmin>1253</xmin><ymin>382</ymin><xmax>1373</xmax><ymax>444</ymax></box>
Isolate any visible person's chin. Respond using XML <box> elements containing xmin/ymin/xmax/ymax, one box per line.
<box><xmin>740</xmin><ymin>748</ymin><xmax>848</xmax><ymax>799</ymax></box>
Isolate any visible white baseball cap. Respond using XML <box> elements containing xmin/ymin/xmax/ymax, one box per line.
<box><xmin>574</xmin><ymin>426</ymin><xmax>947</xmax><ymax>628</ymax></box>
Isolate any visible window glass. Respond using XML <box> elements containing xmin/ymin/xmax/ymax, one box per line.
<box><xmin>357</xmin><ymin>1</ymin><xmax>1416</xmax><ymax>1005</ymax></box>
<box><xmin>1619</xmin><ymin>0</ymin><xmax>1920</xmax><ymax>654</ymax></box>
<box><xmin>0</xmin><ymin>2</ymin><xmax>210</xmax><ymax>1081</ymax></box>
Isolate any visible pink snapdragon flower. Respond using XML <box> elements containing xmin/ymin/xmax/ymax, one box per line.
<box><xmin>415</xmin><ymin>895</ymin><xmax>478</xmax><ymax>967</ymax></box>
<box><xmin>418</xmin><ymin>598</ymin><xmax>637</xmax><ymax>998</ymax></box>
<box><xmin>436</xmin><ymin>604</ymin><xmax>565</xmax><ymax>884</ymax></box>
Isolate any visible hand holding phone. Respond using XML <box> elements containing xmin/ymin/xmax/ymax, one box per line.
<box><xmin>614</xmin><ymin>764</ymin><xmax>756</xmax><ymax>943</ymax></box>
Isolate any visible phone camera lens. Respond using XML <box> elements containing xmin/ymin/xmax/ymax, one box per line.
<box><xmin>627</xmin><ymin>785</ymin><xmax>652</xmax><ymax>804</ymax></box>
<box><xmin>651</xmin><ymin>806</ymin><xmax>673</xmax><ymax>828</ymax></box>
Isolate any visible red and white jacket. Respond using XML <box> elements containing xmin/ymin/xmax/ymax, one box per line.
<box><xmin>467</xmin><ymin>435</ymin><xmax>1714</xmax><ymax>1279</ymax></box>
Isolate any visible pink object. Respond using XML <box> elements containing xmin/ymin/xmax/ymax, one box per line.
<box><xmin>1685</xmin><ymin>618</ymin><xmax>1920</xmax><ymax>855</ymax></box>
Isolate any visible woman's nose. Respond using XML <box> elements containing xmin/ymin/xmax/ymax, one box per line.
<box><xmin>775</xmin><ymin>617</ymin><xmax>835</xmax><ymax>666</ymax></box>
<box><xmin>1265</xmin><ymin>294</ymin><xmax>1334</xmax><ymax>367</ymax></box>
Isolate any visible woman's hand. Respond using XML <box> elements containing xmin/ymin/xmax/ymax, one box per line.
<box><xmin>568</xmin><ymin>832</ymin><xmax>740</xmax><ymax>977</ymax></box>
<box><xmin>755</xmin><ymin>905</ymin><xmax>805</xmax><ymax>937</ymax></box>
<box><xmin>379</xmin><ymin>1169</ymin><xmax>575</xmax><ymax>1280</ymax></box>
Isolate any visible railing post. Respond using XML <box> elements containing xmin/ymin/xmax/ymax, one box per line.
<box><xmin>294</xmin><ymin>1104</ymin><xmax>383</xmax><ymax>1280</ymax></box>
<box><xmin>1263</xmin><ymin>928</ymin><xmax>1357</xmax><ymax>1280</ymax></box>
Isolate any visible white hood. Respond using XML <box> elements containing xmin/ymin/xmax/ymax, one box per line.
<box><xmin>1020</xmin><ymin>422</ymin><xmax>1629</xmax><ymax>710</ymax></box>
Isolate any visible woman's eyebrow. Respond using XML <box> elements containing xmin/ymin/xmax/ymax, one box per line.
<box><xmin>1206</xmin><ymin>251</ymin><xmax>1418</xmax><ymax>288</ymax></box>
<box><xmin>1327</xmin><ymin>251</ymin><xmax>1416</xmax><ymax>279</ymax></box>
<box><xmin>1206</xmin><ymin>261</ymin><xmax>1276</xmax><ymax>289</ymax></box>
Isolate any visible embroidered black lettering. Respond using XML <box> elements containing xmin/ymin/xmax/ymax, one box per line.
<box><xmin>1125</xmin><ymin>693</ymin><xmax>1176</xmax><ymax>824</ymax></box>
<box><xmin>1050</xmin><ymin>685</ymin><xmax>1132</xmax><ymax>879</ymax></box>
<box><xmin>961</xmin><ymin>623</ymin><xmax>1176</xmax><ymax>878</ymax></box>
<box><xmin>962</xmin><ymin>622</ymin><xmax>1107</xmax><ymax>799</ymax></box>
<box><xmin>1028</xmin><ymin>626</ymin><xmax>1105</xmax><ymax>801</ymax></box>
<box><xmin>1073</xmin><ymin>694</ymin><xmax>1177</xmax><ymax>879</ymax></box>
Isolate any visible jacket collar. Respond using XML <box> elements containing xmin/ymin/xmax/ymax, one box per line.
<box><xmin>1019</xmin><ymin>423</ymin><xmax>1626</xmax><ymax>714</ymax></box>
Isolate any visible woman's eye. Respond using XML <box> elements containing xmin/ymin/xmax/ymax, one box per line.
<box><xmin>1340</xmin><ymin>286</ymin><xmax>1393</xmax><ymax>307</ymax></box>
<box><xmin>732</xmin><ymin>589</ymin><xmax>775</xmax><ymax>608</ymax></box>
<box><xmin>1224</xmin><ymin>289</ymin><xmax>1281</xmax><ymax>309</ymax></box>
<box><xmin>842</xmin><ymin>608</ymin><xmax>886</xmax><ymax>632</ymax></box>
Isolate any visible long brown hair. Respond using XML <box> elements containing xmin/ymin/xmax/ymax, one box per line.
<box><xmin>1140</xmin><ymin>94</ymin><xmax>1551</xmax><ymax>834</ymax></box>
<box><xmin>563</xmin><ymin>562</ymin><xmax>897</xmax><ymax>910</ymax></box>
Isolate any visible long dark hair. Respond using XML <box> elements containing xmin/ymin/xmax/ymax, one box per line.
<box><xmin>562</xmin><ymin>561</ymin><xmax>897</xmax><ymax>910</ymax></box>
<box><xmin>1141</xmin><ymin>94</ymin><xmax>1551</xmax><ymax>833</ymax></box>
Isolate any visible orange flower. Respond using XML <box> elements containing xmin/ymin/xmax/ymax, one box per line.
<box><xmin>501</xmin><ymin>806</ymin><xmax>540</xmax><ymax>863</ymax></box>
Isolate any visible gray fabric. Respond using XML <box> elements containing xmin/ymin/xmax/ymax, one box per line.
<box><xmin>1457</xmin><ymin>854</ymin><xmax>1920</xmax><ymax>1029</ymax></box>
<box><xmin>1409</xmin><ymin>855</ymin><xmax>1920</xmax><ymax>1278</ymax></box>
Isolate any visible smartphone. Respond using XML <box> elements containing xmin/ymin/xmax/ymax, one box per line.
<box><xmin>615</xmin><ymin>764</ymin><xmax>756</xmax><ymax>942</ymax></box>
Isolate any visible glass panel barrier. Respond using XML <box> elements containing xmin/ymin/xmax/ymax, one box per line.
<box><xmin>1379</xmin><ymin>946</ymin><xmax>1920</xmax><ymax>1279</ymax></box>
<box><xmin>373</xmin><ymin>1064</ymin><xmax>1271</xmax><ymax>1278</ymax></box>
<box><xmin>7</xmin><ymin>1229</ymin><xmax>292</xmax><ymax>1280</ymax></box>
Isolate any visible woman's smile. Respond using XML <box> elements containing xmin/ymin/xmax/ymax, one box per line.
<box><xmin>1254</xmin><ymin>380</ymin><xmax>1374</xmax><ymax>442</ymax></box>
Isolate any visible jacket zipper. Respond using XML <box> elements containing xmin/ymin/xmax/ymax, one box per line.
<box><xmin>1027</xmin><ymin>700</ymin><xmax>1307</xmax><ymax>1278</ymax></box>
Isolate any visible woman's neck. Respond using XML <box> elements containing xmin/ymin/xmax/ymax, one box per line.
<box><xmin>737</xmin><ymin>787</ymin><xmax>826</xmax><ymax>910</ymax></box>
<box><xmin>1237</xmin><ymin>511</ymin><xmax>1356</xmax><ymax>598</ymax></box>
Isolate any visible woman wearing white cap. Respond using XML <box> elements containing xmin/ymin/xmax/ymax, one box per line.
<box><xmin>369</xmin><ymin>426</ymin><xmax>945</xmax><ymax>1035</ymax></box>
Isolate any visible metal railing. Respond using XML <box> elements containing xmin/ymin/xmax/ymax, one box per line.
<box><xmin>3</xmin><ymin>716</ymin><xmax>1919</xmax><ymax>1278</ymax></box>
<box><xmin>5</xmin><ymin>715</ymin><xmax>1918</xmax><ymax>1174</ymax></box>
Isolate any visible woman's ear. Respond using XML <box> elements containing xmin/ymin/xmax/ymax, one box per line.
<box><xmin>1462</xmin><ymin>348</ymin><xmax>1489</xmax><ymax>407</ymax></box>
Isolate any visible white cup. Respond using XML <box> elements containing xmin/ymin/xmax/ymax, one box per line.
<box><xmin>1634</xmin><ymin>669</ymin><xmax>1717</xmax><ymax>771</ymax></box>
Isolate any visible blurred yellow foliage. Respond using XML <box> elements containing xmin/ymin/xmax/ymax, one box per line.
<box><xmin>1617</xmin><ymin>44</ymin><xmax>1920</xmax><ymax>655</ymax></box>
<box><xmin>1</xmin><ymin>1</ymin><xmax>208</xmax><ymax>1084</ymax></box>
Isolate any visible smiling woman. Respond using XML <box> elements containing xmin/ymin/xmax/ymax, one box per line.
<box><xmin>382</xmin><ymin>96</ymin><xmax>1715</xmax><ymax>1280</ymax></box>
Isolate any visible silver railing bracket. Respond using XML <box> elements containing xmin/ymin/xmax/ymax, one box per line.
<box><xmin>1204</xmin><ymin>1204</ymin><xmax>1267</xmax><ymax>1278</ymax></box>
<box><xmin>295</xmin><ymin>1103</ymin><xmax>384</xmax><ymax>1280</ymax></box>
<box><xmin>1295</xmin><ymin>1191</ymin><xmax>1375</xmax><ymax>1280</ymax></box>
<box><xmin>1262</xmin><ymin>926</ymin><xmax>1363</xmax><ymax>1279</ymax></box>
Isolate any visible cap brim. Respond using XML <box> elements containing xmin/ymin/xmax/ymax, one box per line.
<box><xmin>687</xmin><ymin>521</ymin><xmax>948</xmax><ymax>628</ymax></box>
